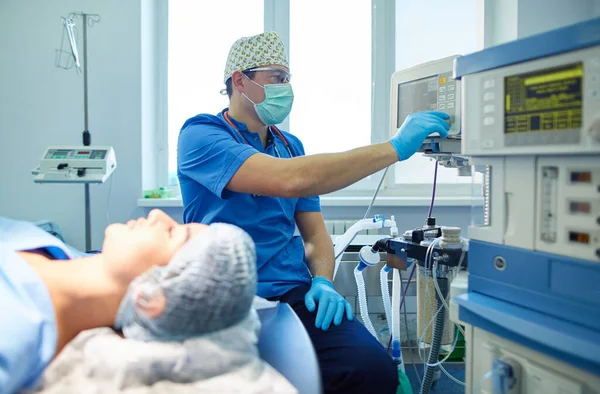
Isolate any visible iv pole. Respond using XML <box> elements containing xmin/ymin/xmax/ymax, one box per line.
<box><xmin>82</xmin><ymin>13</ymin><xmax>92</xmax><ymax>252</ymax></box>
<box><xmin>61</xmin><ymin>12</ymin><xmax>100</xmax><ymax>251</ymax></box>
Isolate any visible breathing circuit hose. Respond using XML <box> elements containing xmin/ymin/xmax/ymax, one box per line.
<box><xmin>376</xmin><ymin>239</ymin><xmax>394</xmax><ymax>343</ymax></box>
<box><xmin>380</xmin><ymin>266</ymin><xmax>393</xmax><ymax>336</ymax></box>
<box><xmin>420</xmin><ymin>277</ymin><xmax>449</xmax><ymax>394</ymax></box>
<box><xmin>355</xmin><ymin>263</ymin><xmax>378</xmax><ymax>338</ymax></box>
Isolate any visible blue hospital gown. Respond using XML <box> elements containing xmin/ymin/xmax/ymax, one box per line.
<box><xmin>0</xmin><ymin>217</ymin><xmax>79</xmax><ymax>394</ymax></box>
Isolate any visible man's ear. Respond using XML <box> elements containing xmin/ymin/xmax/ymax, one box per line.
<box><xmin>134</xmin><ymin>284</ymin><xmax>167</xmax><ymax>318</ymax></box>
<box><xmin>231</xmin><ymin>70</ymin><xmax>246</xmax><ymax>94</ymax></box>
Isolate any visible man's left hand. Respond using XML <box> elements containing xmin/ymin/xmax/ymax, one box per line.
<box><xmin>304</xmin><ymin>276</ymin><xmax>353</xmax><ymax>331</ymax></box>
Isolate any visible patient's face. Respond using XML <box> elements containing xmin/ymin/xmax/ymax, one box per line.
<box><xmin>102</xmin><ymin>210</ymin><xmax>208</xmax><ymax>286</ymax></box>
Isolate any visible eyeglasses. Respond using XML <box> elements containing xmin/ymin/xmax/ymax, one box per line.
<box><xmin>245</xmin><ymin>66</ymin><xmax>292</xmax><ymax>84</ymax></box>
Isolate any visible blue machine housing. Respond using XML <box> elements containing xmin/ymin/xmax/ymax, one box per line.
<box><xmin>454</xmin><ymin>17</ymin><xmax>600</xmax><ymax>80</ymax></box>
<box><xmin>467</xmin><ymin>241</ymin><xmax>600</xmax><ymax>333</ymax></box>
<box><xmin>455</xmin><ymin>241</ymin><xmax>600</xmax><ymax>375</ymax></box>
<box><xmin>453</xmin><ymin>17</ymin><xmax>600</xmax><ymax>376</ymax></box>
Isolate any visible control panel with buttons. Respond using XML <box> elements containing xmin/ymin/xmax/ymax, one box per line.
<box><xmin>461</xmin><ymin>46</ymin><xmax>600</xmax><ymax>156</ymax></box>
<box><xmin>390</xmin><ymin>55</ymin><xmax>462</xmax><ymax>141</ymax></box>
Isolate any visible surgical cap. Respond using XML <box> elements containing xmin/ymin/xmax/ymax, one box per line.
<box><xmin>115</xmin><ymin>223</ymin><xmax>257</xmax><ymax>341</ymax></box>
<box><xmin>223</xmin><ymin>31</ymin><xmax>289</xmax><ymax>83</ymax></box>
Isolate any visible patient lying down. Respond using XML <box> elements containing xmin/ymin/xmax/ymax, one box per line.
<box><xmin>26</xmin><ymin>212</ymin><xmax>296</xmax><ymax>394</ymax></box>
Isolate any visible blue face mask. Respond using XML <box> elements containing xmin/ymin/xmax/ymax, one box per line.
<box><xmin>243</xmin><ymin>77</ymin><xmax>294</xmax><ymax>126</ymax></box>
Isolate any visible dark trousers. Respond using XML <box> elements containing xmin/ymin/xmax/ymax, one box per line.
<box><xmin>273</xmin><ymin>284</ymin><xmax>399</xmax><ymax>394</ymax></box>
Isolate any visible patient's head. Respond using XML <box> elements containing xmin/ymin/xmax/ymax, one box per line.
<box><xmin>102</xmin><ymin>210</ymin><xmax>209</xmax><ymax>287</ymax></box>
<box><xmin>114</xmin><ymin>222</ymin><xmax>257</xmax><ymax>341</ymax></box>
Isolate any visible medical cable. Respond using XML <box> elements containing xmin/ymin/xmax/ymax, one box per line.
<box><xmin>418</xmin><ymin>238</ymin><xmax>458</xmax><ymax>394</ymax></box>
<box><xmin>415</xmin><ymin>157</ymin><xmax>466</xmax><ymax>393</ymax></box>
<box><xmin>440</xmin><ymin>362</ymin><xmax>465</xmax><ymax>387</ymax></box>
<box><xmin>420</xmin><ymin>160</ymin><xmax>465</xmax><ymax>361</ymax></box>
<box><xmin>417</xmin><ymin>238</ymin><xmax>467</xmax><ymax>393</ymax></box>
<box><xmin>400</xmin><ymin>271</ymin><xmax>423</xmax><ymax>387</ymax></box>
<box><xmin>366</xmin><ymin>0</ymin><xmax>380</xmax><ymax>218</ymax></box>
<box><xmin>406</xmin><ymin>159</ymin><xmax>440</xmax><ymax>355</ymax></box>
<box><xmin>418</xmin><ymin>310</ymin><xmax>459</xmax><ymax>368</ymax></box>
<box><xmin>418</xmin><ymin>240</ymin><xmax>464</xmax><ymax>366</ymax></box>
<box><xmin>334</xmin><ymin>166</ymin><xmax>389</xmax><ymax>262</ymax></box>
<box><xmin>433</xmin><ymin>243</ymin><xmax>467</xmax><ymax>338</ymax></box>
<box><xmin>432</xmin><ymin>248</ymin><xmax>467</xmax><ymax>387</ymax></box>
<box><xmin>427</xmin><ymin>161</ymin><xmax>438</xmax><ymax>218</ymax></box>
<box><xmin>419</xmin><ymin>279</ymin><xmax>449</xmax><ymax>393</ymax></box>
<box><xmin>362</xmin><ymin>167</ymin><xmax>389</xmax><ymax>220</ymax></box>
<box><xmin>418</xmin><ymin>246</ymin><xmax>455</xmax><ymax>364</ymax></box>
<box><xmin>430</xmin><ymin>237</ymin><xmax>467</xmax><ymax>337</ymax></box>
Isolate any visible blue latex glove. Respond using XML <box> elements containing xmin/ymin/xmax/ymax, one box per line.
<box><xmin>390</xmin><ymin>111</ymin><xmax>450</xmax><ymax>161</ymax></box>
<box><xmin>305</xmin><ymin>276</ymin><xmax>353</xmax><ymax>331</ymax></box>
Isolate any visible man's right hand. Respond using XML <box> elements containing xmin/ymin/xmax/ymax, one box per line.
<box><xmin>389</xmin><ymin>111</ymin><xmax>450</xmax><ymax>161</ymax></box>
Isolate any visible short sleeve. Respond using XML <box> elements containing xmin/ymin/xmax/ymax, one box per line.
<box><xmin>178</xmin><ymin>123</ymin><xmax>258</xmax><ymax>198</ymax></box>
<box><xmin>286</xmin><ymin>134</ymin><xmax>321</xmax><ymax>212</ymax></box>
<box><xmin>0</xmin><ymin>246</ymin><xmax>57</xmax><ymax>393</ymax></box>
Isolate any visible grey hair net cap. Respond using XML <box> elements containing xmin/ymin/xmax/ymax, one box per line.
<box><xmin>115</xmin><ymin>223</ymin><xmax>257</xmax><ymax>341</ymax></box>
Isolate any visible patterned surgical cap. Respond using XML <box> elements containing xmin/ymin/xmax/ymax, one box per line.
<box><xmin>223</xmin><ymin>31</ymin><xmax>289</xmax><ymax>83</ymax></box>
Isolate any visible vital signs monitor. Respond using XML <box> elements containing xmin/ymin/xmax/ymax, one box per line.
<box><xmin>390</xmin><ymin>55</ymin><xmax>461</xmax><ymax>140</ymax></box>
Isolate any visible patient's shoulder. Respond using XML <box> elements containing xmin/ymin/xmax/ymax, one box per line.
<box><xmin>0</xmin><ymin>217</ymin><xmax>73</xmax><ymax>259</ymax></box>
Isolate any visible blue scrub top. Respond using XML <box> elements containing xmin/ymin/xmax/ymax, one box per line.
<box><xmin>177</xmin><ymin>109</ymin><xmax>321</xmax><ymax>298</ymax></box>
<box><xmin>0</xmin><ymin>217</ymin><xmax>77</xmax><ymax>394</ymax></box>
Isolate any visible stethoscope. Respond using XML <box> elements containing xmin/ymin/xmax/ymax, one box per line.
<box><xmin>223</xmin><ymin>110</ymin><xmax>294</xmax><ymax>158</ymax></box>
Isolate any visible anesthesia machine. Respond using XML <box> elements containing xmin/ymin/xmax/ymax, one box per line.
<box><xmin>452</xmin><ymin>17</ymin><xmax>600</xmax><ymax>394</ymax></box>
<box><xmin>333</xmin><ymin>17</ymin><xmax>600</xmax><ymax>394</ymax></box>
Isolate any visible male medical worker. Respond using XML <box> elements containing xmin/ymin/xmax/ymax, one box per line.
<box><xmin>177</xmin><ymin>32</ymin><xmax>450</xmax><ymax>394</ymax></box>
<box><xmin>0</xmin><ymin>210</ymin><xmax>206</xmax><ymax>393</ymax></box>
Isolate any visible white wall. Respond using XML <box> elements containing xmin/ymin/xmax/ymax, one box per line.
<box><xmin>484</xmin><ymin>0</ymin><xmax>600</xmax><ymax>46</ymax></box>
<box><xmin>517</xmin><ymin>0</ymin><xmax>600</xmax><ymax>38</ymax></box>
<box><xmin>4</xmin><ymin>0</ymin><xmax>594</xmax><ymax>252</ymax></box>
<box><xmin>0</xmin><ymin>0</ymin><xmax>145</xmax><ymax>251</ymax></box>
<box><xmin>483</xmin><ymin>0</ymin><xmax>519</xmax><ymax>47</ymax></box>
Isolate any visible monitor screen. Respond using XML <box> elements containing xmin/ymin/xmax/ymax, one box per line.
<box><xmin>50</xmin><ymin>150</ymin><xmax>71</xmax><ymax>159</ymax></box>
<box><xmin>504</xmin><ymin>63</ymin><xmax>582</xmax><ymax>134</ymax></box>
<box><xmin>397</xmin><ymin>76</ymin><xmax>439</xmax><ymax>128</ymax></box>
